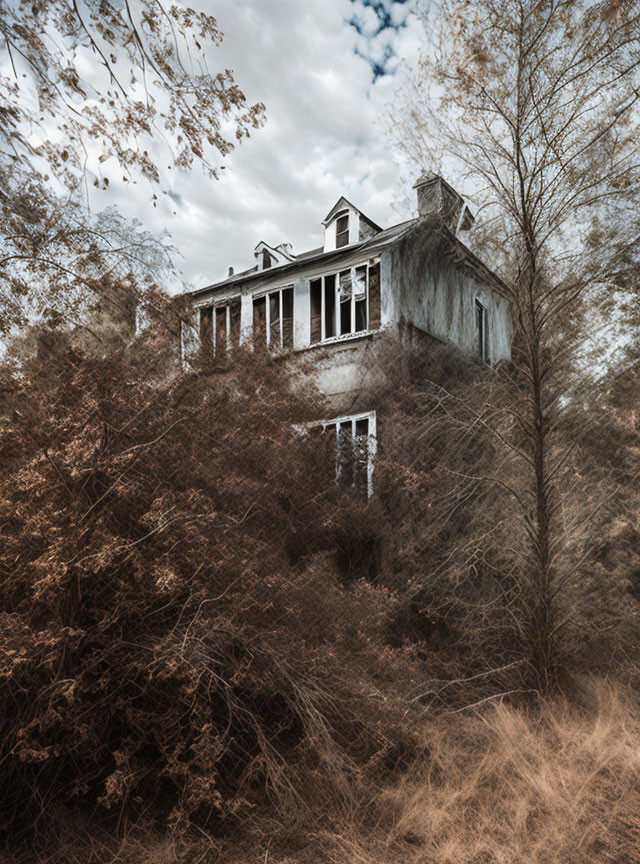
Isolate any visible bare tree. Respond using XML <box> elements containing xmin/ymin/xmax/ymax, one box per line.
<box><xmin>0</xmin><ymin>1</ymin><xmax>265</xmax><ymax>336</ymax></box>
<box><xmin>391</xmin><ymin>0</ymin><xmax>640</xmax><ymax>688</ymax></box>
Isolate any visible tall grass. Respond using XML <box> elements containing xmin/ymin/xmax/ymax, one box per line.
<box><xmin>328</xmin><ymin>676</ymin><xmax>640</xmax><ymax>864</ymax></box>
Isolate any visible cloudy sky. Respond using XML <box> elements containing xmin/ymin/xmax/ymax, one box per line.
<box><xmin>92</xmin><ymin>0</ymin><xmax>425</xmax><ymax>291</ymax></box>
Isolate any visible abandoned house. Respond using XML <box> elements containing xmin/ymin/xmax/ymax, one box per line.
<box><xmin>182</xmin><ymin>174</ymin><xmax>512</xmax><ymax>495</ymax></box>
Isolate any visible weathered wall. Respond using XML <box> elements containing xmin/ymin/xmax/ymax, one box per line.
<box><xmin>387</xmin><ymin>226</ymin><xmax>512</xmax><ymax>364</ymax></box>
<box><xmin>290</xmin><ymin>332</ymin><xmax>388</xmax><ymax>416</ymax></box>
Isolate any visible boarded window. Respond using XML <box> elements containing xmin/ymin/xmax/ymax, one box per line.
<box><xmin>335</xmin><ymin>212</ymin><xmax>349</xmax><ymax>248</ymax></box>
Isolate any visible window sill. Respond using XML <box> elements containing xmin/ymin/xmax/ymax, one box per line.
<box><xmin>304</xmin><ymin>329</ymin><xmax>378</xmax><ymax>351</ymax></box>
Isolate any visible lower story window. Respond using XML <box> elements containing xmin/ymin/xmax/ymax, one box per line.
<box><xmin>319</xmin><ymin>411</ymin><xmax>376</xmax><ymax>497</ymax></box>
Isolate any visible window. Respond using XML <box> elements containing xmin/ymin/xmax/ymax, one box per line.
<box><xmin>475</xmin><ymin>298</ymin><xmax>488</xmax><ymax>363</ymax></box>
<box><xmin>335</xmin><ymin>211</ymin><xmax>350</xmax><ymax>248</ymax></box>
<box><xmin>320</xmin><ymin>411</ymin><xmax>376</xmax><ymax>497</ymax></box>
<box><xmin>309</xmin><ymin>260</ymin><xmax>380</xmax><ymax>344</ymax></box>
<box><xmin>199</xmin><ymin>298</ymin><xmax>241</xmax><ymax>360</ymax></box>
<box><xmin>252</xmin><ymin>286</ymin><xmax>294</xmax><ymax>350</ymax></box>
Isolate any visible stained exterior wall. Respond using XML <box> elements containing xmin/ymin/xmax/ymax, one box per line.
<box><xmin>386</xmin><ymin>226</ymin><xmax>511</xmax><ymax>365</ymax></box>
<box><xmin>188</xmin><ymin>224</ymin><xmax>512</xmax><ymax>411</ymax></box>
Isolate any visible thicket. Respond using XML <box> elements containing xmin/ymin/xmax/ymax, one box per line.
<box><xmin>2</xmin><ymin>320</ymin><xmax>640</xmax><ymax>862</ymax></box>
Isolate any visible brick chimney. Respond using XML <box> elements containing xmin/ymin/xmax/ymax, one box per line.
<box><xmin>413</xmin><ymin>172</ymin><xmax>474</xmax><ymax>232</ymax></box>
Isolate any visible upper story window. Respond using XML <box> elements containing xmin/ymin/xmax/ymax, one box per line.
<box><xmin>309</xmin><ymin>259</ymin><xmax>380</xmax><ymax>344</ymax></box>
<box><xmin>335</xmin><ymin>211</ymin><xmax>350</xmax><ymax>248</ymax></box>
<box><xmin>199</xmin><ymin>299</ymin><xmax>241</xmax><ymax>360</ymax></box>
<box><xmin>253</xmin><ymin>285</ymin><xmax>294</xmax><ymax>351</ymax></box>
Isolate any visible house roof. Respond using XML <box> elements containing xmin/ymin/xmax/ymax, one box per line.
<box><xmin>189</xmin><ymin>215</ymin><xmax>508</xmax><ymax>300</ymax></box>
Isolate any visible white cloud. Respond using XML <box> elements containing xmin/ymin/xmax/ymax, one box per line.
<box><xmin>89</xmin><ymin>0</ymin><xmax>424</xmax><ymax>291</ymax></box>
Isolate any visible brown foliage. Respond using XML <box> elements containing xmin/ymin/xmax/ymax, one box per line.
<box><xmin>0</xmin><ymin>337</ymin><xmax>418</xmax><ymax>857</ymax></box>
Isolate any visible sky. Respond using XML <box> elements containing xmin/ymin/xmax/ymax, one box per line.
<box><xmin>91</xmin><ymin>0</ymin><xmax>425</xmax><ymax>291</ymax></box>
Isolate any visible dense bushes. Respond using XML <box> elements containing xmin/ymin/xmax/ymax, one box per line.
<box><xmin>1</xmin><ymin>330</ymin><xmax>639</xmax><ymax>862</ymax></box>
<box><xmin>0</xmin><ymin>341</ymin><xmax>421</xmax><ymax>858</ymax></box>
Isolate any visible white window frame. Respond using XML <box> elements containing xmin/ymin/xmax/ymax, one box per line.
<box><xmin>313</xmin><ymin>410</ymin><xmax>377</xmax><ymax>498</ymax></box>
<box><xmin>198</xmin><ymin>297</ymin><xmax>241</xmax><ymax>358</ymax></box>
<box><xmin>252</xmin><ymin>284</ymin><xmax>294</xmax><ymax>350</ymax></box>
<box><xmin>312</xmin><ymin>259</ymin><xmax>377</xmax><ymax>345</ymax></box>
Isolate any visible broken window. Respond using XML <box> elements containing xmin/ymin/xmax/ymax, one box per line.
<box><xmin>308</xmin><ymin>259</ymin><xmax>380</xmax><ymax>343</ymax></box>
<box><xmin>253</xmin><ymin>286</ymin><xmax>294</xmax><ymax>351</ymax></box>
<box><xmin>335</xmin><ymin>211</ymin><xmax>350</xmax><ymax>248</ymax></box>
<box><xmin>318</xmin><ymin>411</ymin><xmax>376</xmax><ymax>497</ymax></box>
<box><xmin>476</xmin><ymin>298</ymin><xmax>488</xmax><ymax>363</ymax></box>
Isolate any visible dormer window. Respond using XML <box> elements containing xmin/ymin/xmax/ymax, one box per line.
<box><xmin>262</xmin><ymin>250</ymin><xmax>273</xmax><ymax>269</ymax></box>
<box><xmin>335</xmin><ymin>211</ymin><xmax>350</xmax><ymax>248</ymax></box>
<box><xmin>322</xmin><ymin>197</ymin><xmax>382</xmax><ymax>253</ymax></box>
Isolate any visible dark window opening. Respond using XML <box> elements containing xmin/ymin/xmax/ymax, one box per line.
<box><xmin>310</xmin><ymin>279</ymin><xmax>322</xmax><ymax>344</ymax></box>
<box><xmin>337</xmin><ymin>421</ymin><xmax>353</xmax><ymax>487</ymax></box>
<box><xmin>199</xmin><ymin>307</ymin><xmax>213</xmax><ymax>359</ymax></box>
<box><xmin>368</xmin><ymin>261</ymin><xmax>381</xmax><ymax>329</ymax></box>
<box><xmin>324</xmin><ymin>274</ymin><xmax>336</xmax><ymax>338</ymax></box>
<box><xmin>309</xmin><ymin>260</ymin><xmax>380</xmax><ymax>344</ymax></box>
<box><xmin>476</xmin><ymin>299</ymin><xmax>488</xmax><ymax>363</ymax></box>
<box><xmin>262</xmin><ymin>250</ymin><xmax>273</xmax><ymax>269</ymax></box>
<box><xmin>269</xmin><ymin>291</ymin><xmax>280</xmax><ymax>346</ymax></box>
<box><xmin>339</xmin><ymin>271</ymin><xmax>351</xmax><ymax>335</ymax></box>
<box><xmin>353</xmin><ymin>418</ymin><xmax>369</xmax><ymax>491</ymax></box>
<box><xmin>335</xmin><ymin>212</ymin><xmax>350</xmax><ymax>248</ymax></box>
<box><xmin>320</xmin><ymin>413</ymin><xmax>375</xmax><ymax>497</ymax></box>
<box><xmin>215</xmin><ymin>307</ymin><xmax>227</xmax><ymax>357</ymax></box>
<box><xmin>254</xmin><ymin>287</ymin><xmax>294</xmax><ymax>350</ymax></box>
<box><xmin>230</xmin><ymin>300</ymin><xmax>241</xmax><ymax>348</ymax></box>
<box><xmin>282</xmin><ymin>287</ymin><xmax>294</xmax><ymax>349</ymax></box>
<box><xmin>253</xmin><ymin>296</ymin><xmax>266</xmax><ymax>344</ymax></box>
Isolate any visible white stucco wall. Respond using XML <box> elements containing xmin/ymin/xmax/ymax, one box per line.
<box><xmin>387</xmin><ymin>233</ymin><xmax>512</xmax><ymax>365</ymax></box>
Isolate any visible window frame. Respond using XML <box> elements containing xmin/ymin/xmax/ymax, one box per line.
<box><xmin>334</xmin><ymin>210</ymin><xmax>350</xmax><ymax>248</ymax></box>
<box><xmin>310</xmin><ymin>259</ymin><xmax>379</xmax><ymax>346</ymax></box>
<box><xmin>313</xmin><ymin>410</ymin><xmax>377</xmax><ymax>498</ymax></box>
<box><xmin>198</xmin><ymin>297</ymin><xmax>241</xmax><ymax>359</ymax></box>
<box><xmin>252</xmin><ymin>284</ymin><xmax>295</xmax><ymax>351</ymax></box>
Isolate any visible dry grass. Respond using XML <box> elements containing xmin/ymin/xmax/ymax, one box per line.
<box><xmin>317</xmin><ymin>676</ymin><xmax>640</xmax><ymax>864</ymax></box>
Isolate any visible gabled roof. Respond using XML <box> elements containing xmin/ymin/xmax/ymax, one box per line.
<box><xmin>190</xmin><ymin>212</ymin><xmax>509</xmax><ymax>301</ymax></box>
<box><xmin>321</xmin><ymin>196</ymin><xmax>383</xmax><ymax>231</ymax></box>
<box><xmin>253</xmin><ymin>240</ymin><xmax>296</xmax><ymax>263</ymax></box>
